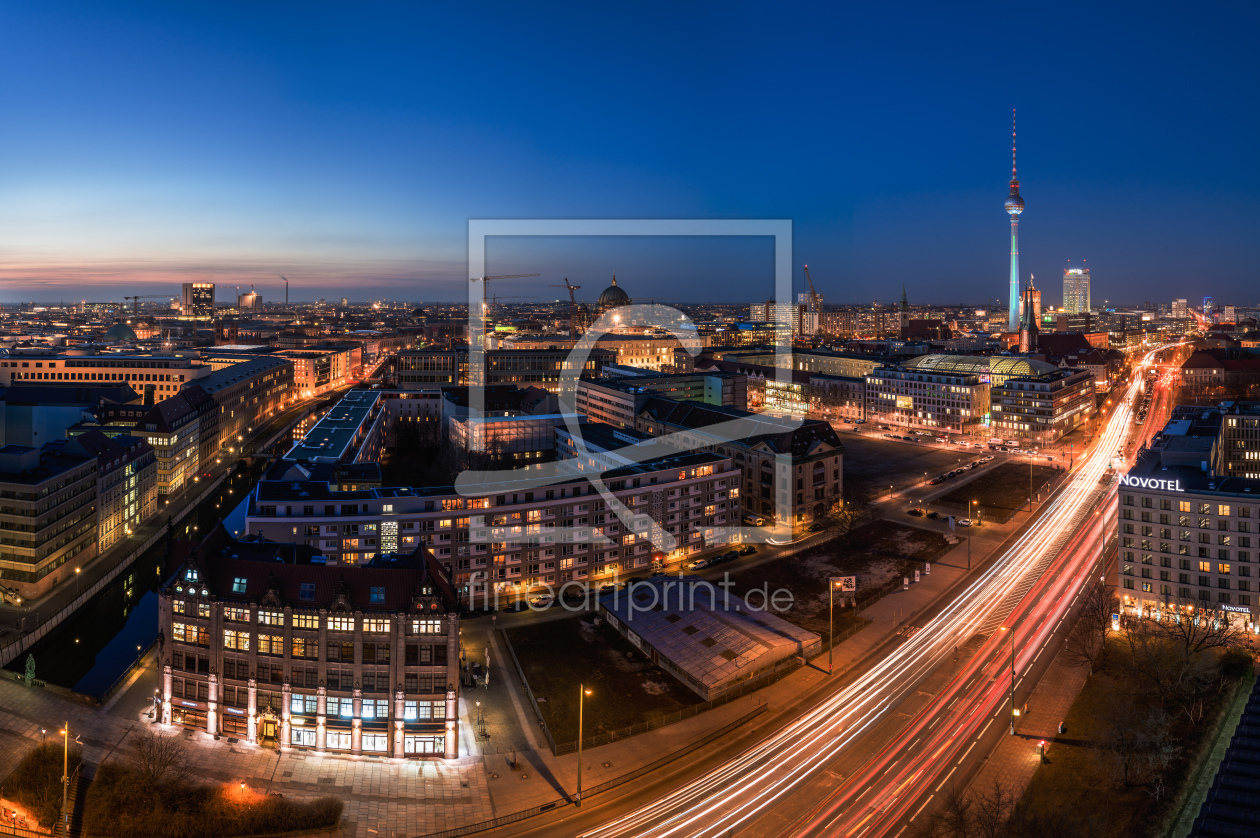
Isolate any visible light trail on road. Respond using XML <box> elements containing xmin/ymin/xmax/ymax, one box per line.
<box><xmin>582</xmin><ymin>346</ymin><xmax>1176</xmax><ymax>838</ymax></box>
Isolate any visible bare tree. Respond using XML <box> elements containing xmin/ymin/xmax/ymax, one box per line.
<box><xmin>131</xmin><ymin>730</ymin><xmax>189</xmax><ymax>786</ymax></box>
<box><xmin>818</xmin><ymin>490</ymin><xmax>875</xmax><ymax>546</ymax></box>
<box><xmin>1147</xmin><ymin>599</ymin><xmax>1251</xmax><ymax>658</ymax></box>
<box><xmin>1061</xmin><ymin>580</ymin><xmax>1119</xmax><ymax>675</ymax></box>
<box><xmin>1096</xmin><ymin>687</ymin><xmax>1180</xmax><ymax>796</ymax></box>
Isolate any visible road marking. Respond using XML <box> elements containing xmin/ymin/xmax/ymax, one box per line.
<box><xmin>909</xmin><ymin>738</ymin><xmax>920</xmax><ymax>750</ymax></box>
<box><xmin>1033</xmin><ymin>646</ymin><xmax>1044</xmax><ymax>663</ymax></box>
<box><xmin>882</xmin><ymin>757</ymin><xmax>902</xmax><ymax>776</ymax></box>
<box><xmin>934</xmin><ymin>766</ymin><xmax>958</xmax><ymax>792</ymax></box>
<box><xmin>910</xmin><ymin>794</ymin><xmax>934</xmax><ymax>822</ymax></box>
<box><xmin>959</xmin><ymin>740</ymin><xmax>977</xmax><ymax>762</ymax></box>
<box><xmin>856</xmin><ymin>785</ymin><xmax>871</xmax><ymax>801</ymax></box>
<box><xmin>929</xmin><ymin>716</ymin><xmax>941</xmax><ymax>729</ymax></box>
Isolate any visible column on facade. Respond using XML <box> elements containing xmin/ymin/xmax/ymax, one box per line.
<box><xmin>316</xmin><ymin>685</ymin><xmax>327</xmax><ymax>751</ymax></box>
<box><xmin>281</xmin><ymin>682</ymin><xmax>292</xmax><ymax>749</ymax></box>
<box><xmin>162</xmin><ymin>664</ymin><xmax>173</xmax><ymax>725</ymax></box>
<box><xmin>207</xmin><ymin>672</ymin><xmax>219</xmax><ymax>739</ymax></box>
<box><xmin>393</xmin><ymin>688</ymin><xmax>406</xmax><ymax>758</ymax></box>
<box><xmin>352</xmin><ymin>687</ymin><xmax>363</xmax><ymax>755</ymax></box>
<box><xmin>247</xmin><ymin>678</ymin><xmax>258</xmax><ymax>744</ymax></box>
<box><xmin>444</xmin><ymin>686</ymin><xmax>457</xmax><ymax>759</ymax></box>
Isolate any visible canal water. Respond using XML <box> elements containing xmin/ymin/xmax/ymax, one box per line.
<box><xmin>6</xmin><ymin>461</ymin><xmax>267</xmax><ymax>696</ymax></box>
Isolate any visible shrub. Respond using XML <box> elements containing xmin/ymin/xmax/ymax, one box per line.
<box><xmin>0</xmin><ymin>741</ymin><xmax>82</xmax><ymax>830</ymax></box>
<box><xmin>85</xmin><ymin>762</ymin><xmax>343</xmax><ymax>838</ymax></box>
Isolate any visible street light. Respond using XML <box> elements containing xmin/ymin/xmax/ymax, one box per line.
<box><xmin>576</xmin><ymin>685</ymin><xmax>593</xmax><ymax>807</ymax></box>
<box><xmin>59</xmin><ymin>722</ymin><xmax>70</xmax><ymax>833</ymax></box>
<box><xmin>828</xmin><ymin>577</ymin><xmax>845</xmax><ymax>674</ymax></box>
<box><xmin>1000</xmin><ymin>625</ymin><xmax>1016</xmax><ymax>734</ymax></box>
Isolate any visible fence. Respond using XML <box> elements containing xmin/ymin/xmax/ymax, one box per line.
<box><xmin>418</xmin><ymin>702</ymin><xmax>768</xmax><ymax>838</ymax></box>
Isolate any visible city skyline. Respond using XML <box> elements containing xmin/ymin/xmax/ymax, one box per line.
<box><xmin>1</xmin><ymin>4</ymin><xmax>1258</xmax><ymax>305</ymax></box>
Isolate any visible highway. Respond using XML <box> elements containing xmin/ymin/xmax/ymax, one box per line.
<box><xmin>577</xmin><ymin>345</ymin><xmax>1179</xmax><ymax>838</ymax></box>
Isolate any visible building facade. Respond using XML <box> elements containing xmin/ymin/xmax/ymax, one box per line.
<box><xmin>158</xmin><ymin>526</ymin><xmax>462</xmax><ymax>757</ymax></box>
<box><xmin>990</xmin><ymin>368</ymin><xmax>1094</xmax><ymax>443</ymax></box>
<box><xmin>864</xmin><ymin>366</ymin><xmax>990</xmax><ymax>435</ymax></box>
<box><xmin>1062</xmin><ymin>268</ymin><xmax>1091</xmax><ymax>315</ymax></box>
<box><xmin>181</xmin><ymin>282</ymin><xmax>216</xmax><ymax>318</ymax></box>
<box><xmin>246</xmin><ymin>452</ymin><xmax>742</xmax><ymax>598</ymax></box>
<box><xmin>0</xmin><ymin>445</ymin><xmax>98</xmax><ymax>602</ymax></box>
<box><xmin>60</xmin><ymin>431</ymin><xmax>158</xmax><ymax>554</ymax></box>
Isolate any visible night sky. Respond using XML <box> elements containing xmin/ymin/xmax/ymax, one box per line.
<box><xmin>1</xmin><ymin>2</ymin><xmax>1256</xmax><ymax>306</ymax></box>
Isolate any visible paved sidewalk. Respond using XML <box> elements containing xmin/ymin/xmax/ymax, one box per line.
<box><xmin>963</xmin><ymin>648</ymin><xmax>1090</xmax><ymax>800</ymax></box>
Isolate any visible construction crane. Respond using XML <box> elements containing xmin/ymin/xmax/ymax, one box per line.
<box><xmin>549</xmin><ymin>279</ymin><xmax>582</xmax><ymax>335</ymax></box>
<box><xmin>124</xmin><ymin>294</ymin><xmax>172</xmax><ymax>315</ymax></box>
<box><xmin>469</xmin><ymin>273</ymin><xmax>540</xmax><ymax>313</ymax></box>
<box><xmin>803</xmin><ymin>264</ymin><xmax>821</xmax><ymax>313</ymax></box>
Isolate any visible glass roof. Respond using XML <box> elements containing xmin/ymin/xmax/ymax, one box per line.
<box><xmin>903</xmin><ymin>354</ymin><xmax>1058</xmax><ymax>377</ymax></box>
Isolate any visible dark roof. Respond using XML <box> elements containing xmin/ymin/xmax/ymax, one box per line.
<box><xmin>174</xmin><ymin>522</ymin><xmax>457</xmax><ymax>612</ymax></box>
<box><xmin>637</xmin><ymin>396</ymin><xmax>843</xmax><ymax>457</ymax></box>
<box><xmin>1183</xmin><ymin>351</ymin><xmax>1225</xmax><ymax>370</ymax></box>
<box><xmin>263</xmin><ymin>459</ymin><xmax>382</xmax><ymax>484</ymax></box>
<box><xmin>0</xmin><ymin>383</ymin><xmax>140</xmax><ymax>406</ymax></box>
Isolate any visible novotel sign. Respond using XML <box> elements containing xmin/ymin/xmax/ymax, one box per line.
<box><xmin>1119</xmin><ymin>473</ymin><xmax>1184</xmax><ymax>492</ymax></box>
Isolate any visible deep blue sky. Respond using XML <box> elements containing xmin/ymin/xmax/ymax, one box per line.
<box><xmin>1</xmin><ymin>2</ymin><xmax>1257</xmax><ymax>307</ymax></box>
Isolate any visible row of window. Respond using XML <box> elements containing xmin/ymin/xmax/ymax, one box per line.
<box><xmin>173</xmin><ymin>608</ymin><xmax>441</xmax><ymax>634</ymax></box>
<box><xmin>1122</xmin><ymin>580</ymin><xmax>1253</xmax><ymax>605</ymax></box>
<box><xmin>1124</xmin><ymin>496</ymin><xmax>1255</xmax><ymax>517</ymax></box>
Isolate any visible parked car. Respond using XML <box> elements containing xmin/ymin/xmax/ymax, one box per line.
<box><xmin>929</xmin><ymin>477</ymin><xmax>944</xmax><ymax>485</ymax></box>
<box><xmin>528</xmin><ymin>594</ymin><xmax>554</xmax><ymax>608</ymax></box>
<box><xmin>854</xmin><ymin>418</ymin><xmax>866</xmax><ymax>424</ymax></box>
<box><xmin>738</xmin><ymin>545</ymin><xmax>758</xmax><ymax>556</ymax></box>
<box><xmin>935</xmin><ymin>437</ymin><xmax>948</xmax><ymax>443</ymax></box>
<box><xmin>807</xmin><ymin>523</ymin><xmax>823</xmax><ymax>532</ymax></box>
<box><xmin>957</xmin><ymin>518</ymin><xmax>975</xmax><ymax>527</ymax></box>
<box><xmin>684</xmin><ymin>558</ymin><xmax>709</xmax><ymax>570</ymax></box>
<box><xmin>907</xmin><ymin>508</ymin><xmax>925</xmax><ymax>517</ymax></box>
<box><xmin>927</xmin><ymin>511</ymin><xmax>941</xmax><ymax>520</ymax></box>
<box><xmin>743</xmin><ymin>514</ymin><xmax>765</xmax><ymax>526</ymax></box>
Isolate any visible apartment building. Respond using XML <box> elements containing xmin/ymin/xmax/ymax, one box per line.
<box><xmin>135</xmin><ymin>391</ymin><xmax>202</xmax><ymax>494</ymax></box>
<box><xmin>0</xmin><ymin>444</ymin><xmax>98</xmax><ymax>602</ymax></box>
<box><xmin>990</xmin><ymin>368</ymin><xmax>1095</xmax><ymax>443</ymax></box>
<box><xmin>158</xmin><ymin>525</ymin><xmax>461</xmax><ymax>757</ymax></box>
<box><xmin>277</xmin><ymin>347</ymin><xmax>357</xmax><ymax>397</ymax></box>
<box><xmin>864</xmin><ymin>366</ymin><xmax>990</xmax><ymax>435</ymax></box>
<box><xmin>244</xmin><ymin>451</ymin><xmax>742</xmax><ymax>598</ymax></box>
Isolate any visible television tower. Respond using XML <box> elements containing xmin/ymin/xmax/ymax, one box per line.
<box><xmin>1005</xmin><ymin>110</ymin><xmax>1024</xmax><ymax>332</ymax></box>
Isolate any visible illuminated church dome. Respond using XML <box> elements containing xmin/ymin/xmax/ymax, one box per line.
<box><xmin>596</xmin><ymin>276</ymin><xmax>631</xmax><ymax>314</ymax></box>
<box><xmin>103</xmin><ymin>322</ymin><xmax>138</xmax><ymax>343</ymax></box>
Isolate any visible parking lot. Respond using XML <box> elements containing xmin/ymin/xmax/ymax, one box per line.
<box><xmin>837</xmin><ymin>429</ymin><xmax>979</xmax><ymax>497</ymax></box>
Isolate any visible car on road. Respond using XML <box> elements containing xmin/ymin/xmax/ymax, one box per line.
<box><xmin>684</xmin><ymin>558</ymin><xmax>709</xmax><ymax>570</ymax></box>
<box><xmin>807</xmin><ymin>523</ymin><xmax>823</xmax><ymax>532</ymax></box>
<box><xmin>528</xmin><ymin>594</ymin><xmax>554</xmax><ymax>608</ymax></box>
<box><xmin>598</xmin><ymin>583</ymin><xmax>617</xmax><ymax>593</ymax></box>
<box><xmin>738</xmin><ymin>545</ymin><xmax>758</xmax><ymax>556</ymax></box>
<box><xmin>935</xmin><ymin>437</ymin><xmax>948</xmax><ymax>443</ymax></box>
<box><xmin>957</xmin><ymin>518</ymin><xmax>975</xmax><ymax>527</ymax></box>
<box><xmin>980</xmin><ymin>455</ymin><xmax>994</xmax><ymax>463</ymax></box>
<box><xmin>854</xmin><ymin>418</ymin><xmax>866</xmax><ymax>424</ymax></box>
<box><xmin>929</xmin><ymin>477</ymin><xmax>944</xmax><ymax>485</ymax></box>
<box><xmin>743</xmin><ymin>514</ymin><xmax>765</xmax><ymax>526</ymax></box>
<box><xmin>907</xmin><ymin>508</ymin><xmax>924</xmax><ymax>517</ymax></box>
<box><xmin>927</xmin><ymin>511</ymin><xmax>941</xmax><ymax>520</ymax></box>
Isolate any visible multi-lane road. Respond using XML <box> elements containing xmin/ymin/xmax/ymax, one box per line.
<box><xmin>569</xmin><ymin>345</ymin><xmax>1177</xmax><ymax>838</ymax></box>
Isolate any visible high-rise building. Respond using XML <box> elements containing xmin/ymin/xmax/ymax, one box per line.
<box><xmin>181</xmin><ymin>282</ymin><xmax>215</xmax><ymax>318</ymax></box>
<box><xmin>1005</xmin><ymin>113</ymin><xmax>1024</xmax><ymax>332</ymax></box>
<box><xmin>1172</xmin><ymin>299</ymin><xmax>1189</xmax><ymax>318</ymax></box>
<box><xmin>1063</xmin><ymin>268</ymin><xmax>1091</xmax><ymax>314</ymax></box>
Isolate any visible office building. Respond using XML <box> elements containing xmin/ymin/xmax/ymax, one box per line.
<box><xmin>158</xmin><ymin>525</ymin><xmax>462</xmax><ymax>757</ymax></box>
<box><xmin>990</xmin><ymin>368</ymin><xmax>1094</xmax><ymax>443</ymax></box>
<box><xmin>0</xmin><ymin>444</ymin><xmax>98</xmax><ymax>602</ymax></box>
<box><xmin>0</xmin><ymin>351</ymin><xmax>211</xmax><ymax>393</ymax></box>
<box><xmin>191</xmin><ymin>356</ymin><xmax>294</xmax><ymax>450</ymax></box>
<box><xmin>57</xmin><ymin>431</ymin><xmax>159</xmax><ymax>554</ymax></box>
<box><xmin>1172</xmin><ymin>299</ymin><xmax>1190</xmax><ymax>319</ymax></box>
<box><xmin>864</xmin><ymin>366</ymin><xmax>990</xmax><ymax>435</ymax></box>
<box><xmin>575</xmin><ymin>372</ymin><xmax>748</xmax><ymax>429</ymax></box>
<box><xmin>1218</xmin><ymin>403</ymin><xmax>1260</xmax><ymax>479</ymax></box>
<box><xmin>395</xmin><ymin>348</ymin><xmax>615</xmax><ymax>392</ymax></box>
<box><xmin>1062</xmin><ymin>268</ymin><xmax>1091</xmax><ymax>315</ymax></box>
<box><xmin>181</xmin><ymin>282</ymin><xmax>216</xmax><ymax>318</ymax></box>
<box><xmin>287</xmin><ymin>390</ymin><xmax>385</xmax><ymax>465</ymax></box>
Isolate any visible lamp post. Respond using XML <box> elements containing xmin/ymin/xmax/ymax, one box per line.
<box><xmin>59</xmin><ymin>721</ymin><xmax>69</xmax><ymax>833</ymax></box>
<box><xmin>828</xmin><ymin>577</ymin><xmax>844</xmax><ymax>674</ymax></box>
<box><xmin>74</xmin><ymin>566</ymin><xmax>81</xmax><ymax>598</ymax></box>
<box><xmin>1001</xmin><ymin>626</ymin><xmax>1016</xmax><ymax>734</ymax></box>
<box><xmin>576</xmin><ymin>684</ymin><xmax>592</xmax><ymax>807</ymax></box>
